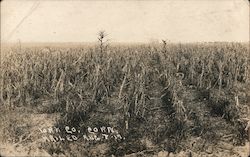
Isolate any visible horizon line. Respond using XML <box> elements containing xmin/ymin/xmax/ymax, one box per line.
<box><xmin>1</xmin><ymin>41</ymin><xmax>249</xmax><ymax>44</ymax></box>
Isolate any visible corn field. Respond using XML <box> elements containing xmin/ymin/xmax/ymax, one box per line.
<box><xmin>0</xmin><ymin>42</ymin><xmax>249</xmax><ymax>156</ymax></box>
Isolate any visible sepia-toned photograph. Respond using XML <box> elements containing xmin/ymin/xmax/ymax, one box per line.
<box><xmin>0</xmin><ymin>0</ymin><xmax>249</xmax><ymax>156</ymax></box>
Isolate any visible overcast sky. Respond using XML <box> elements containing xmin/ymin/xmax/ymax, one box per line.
<box><xmin>1</xmin><ymin>0</ymin><xmax>249</xmax><ymax>43</ymax></box>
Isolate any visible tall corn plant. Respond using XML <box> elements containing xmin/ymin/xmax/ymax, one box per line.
<box><xmin>97</xmin><ymin>30</ymin><xmax>108</xmax><ymax>64</ymax></box>
<box><xmin>91</xmin><ymin>31</ymin><xmax>110</xmax><ymax>104</ymax></box>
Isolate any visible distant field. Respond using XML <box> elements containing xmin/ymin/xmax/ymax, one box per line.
<box><xmin>0</xmin><ymin>42</ymin><xmax>249</xmax><ymax>157</ymax></box>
